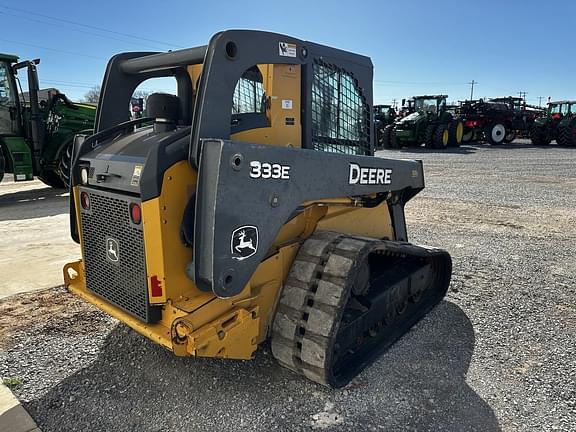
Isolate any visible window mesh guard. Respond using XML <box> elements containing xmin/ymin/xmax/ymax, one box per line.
<box><xmin>311</xmin><ymin>61</ymin><xmax>370</xmax><ymax>155</ymax></box>
<box><xmin>232</xmin><ymin>69</ymin><xmax>265</xmax><ymax>114</ymax></box>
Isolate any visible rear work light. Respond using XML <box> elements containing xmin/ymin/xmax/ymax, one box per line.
<box><xmin>80</xmin><ymin>192</ymin><xmax>90</xmax><ymax>210</ymax></box>
<box><xmin>130</xmin><ymin>203</ymin><xmax>142</xmax><ymax>224</ymax></box>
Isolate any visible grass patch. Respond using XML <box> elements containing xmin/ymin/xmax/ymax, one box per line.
<box><xmin>2</xmin><ymin>377</ymin><xmax>22</xmax><ymax>389</ymax></box>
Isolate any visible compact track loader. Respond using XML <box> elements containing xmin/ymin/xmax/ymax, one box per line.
<box><xmin>64</xmin><ymin>30</ymin><xmax>451</xmax><ymax>388</ymax></box>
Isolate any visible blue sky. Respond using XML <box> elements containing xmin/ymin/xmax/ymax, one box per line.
<box><xmin>1</xmin><ymin>0</ymin><xmax>574</xmax><ymax>106</ymax></box>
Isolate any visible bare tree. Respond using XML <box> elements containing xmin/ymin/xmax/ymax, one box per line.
<box><xmin>83</xmin><ymin>85</ymin><xmax>101</xmax><ymax>103</ymax></box>
<box><xmin>132</xmin><ymin>89</ymin><xmax>152</xmax><ymax>100</ymax></box>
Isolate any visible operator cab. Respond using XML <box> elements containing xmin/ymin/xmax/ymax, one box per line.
<box><xmin>0</xmin><ymin>55</ymin><xmax>20</xmax><ymax>135</ymax></box>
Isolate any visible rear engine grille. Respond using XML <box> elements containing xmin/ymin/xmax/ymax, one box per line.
<box><xmin>79</xmin><ymin>187</ymin><xmax>160</xmax><ymax>323</ymax></box>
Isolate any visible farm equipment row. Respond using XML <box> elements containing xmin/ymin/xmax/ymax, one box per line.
<box><xmin>375</xmin><ymin>94</ymin><xmax>576</xmax><ymax>149</ymax></box>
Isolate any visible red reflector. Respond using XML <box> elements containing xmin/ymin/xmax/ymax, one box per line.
<box><xmin>150</xmin><ymin>275</ymin><xmax>163</xmax><ymax>297</ymax></box>
<box><xmin>130</xmin><ymin>203</ymin><xmax>141</xmax><ymax>224</ymax></box>
<box><xmin>80</xmin><ymin>192</ymin><xmax>90</xmax><ymax>210</ymax></box>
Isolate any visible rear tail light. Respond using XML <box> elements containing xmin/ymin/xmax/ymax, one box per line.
<box><xmin>150</xmin><ymin>275</ymin><xmax>163</xmax><ymax>297</ymax></box>
<box><xmin>80</xmin><ymin>192</ymin><xmax>90</xmax><ymax>210</ymax></box>
<box><xmin>130</xmin><ymin>203</ymin><xmax>142</xmax><ymax>224</ymax></box>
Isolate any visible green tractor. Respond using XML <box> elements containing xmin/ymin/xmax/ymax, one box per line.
<box><xmin>0</xmin><ymin>53</ymin><xmax>96</xmax><ymax>187</ymax></box>
<box><xmin>380</xmin><ymin>95</ymin><xmax>463</xmax><ymax>150</ymax></box>
<box><xmin>530</xmin><ymin>100</ymin><xmax>576</xmax><ymax>146</ymax></box>
<box><xmin>373</xmin><ymin>104</ymin><xmax>396</xmax><ymax>145</ymax></box>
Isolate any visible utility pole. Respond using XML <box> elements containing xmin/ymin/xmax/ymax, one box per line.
<box><xmin>538</xmin><ymin>96</ymin><xmax>543</xmax><ymax>107</ymax></box>
<box><xmin>469</xmin><ymin>80</ymin><xmax>477</xmax><ymax>101</ymax></box>
<box><xmin>518</xmin><ymin>91</ymin><xmax>527</xmax><ymax>102</ymax></box>
<box><xmin>391</xmin><ymin>99</ymin><xmax>397</xmax><ymax>109</ymax></box>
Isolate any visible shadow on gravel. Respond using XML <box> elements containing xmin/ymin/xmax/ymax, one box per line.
<box><xmin>0</xmin><ymin>187</ymin><xmax>69</xmax><ymax>221</ymax></box>
<box><xmin>381</xmin><ymin>146</ymin><xmax>477</xmax><ymax>155</ymax></box>
<box><xmin>25</xmin><ymin>301</ymin><xmax>500</xmax><ymax>432</ymax></box>
<box><xmin>466</xmin><ymin>141</ymin><xmax>572</xmax><ymax>150</ymax></box>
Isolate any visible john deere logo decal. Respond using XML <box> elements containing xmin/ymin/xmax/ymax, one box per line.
<box><xmin>106</xmin><ymin>238</ymin><xmax>120</xmax><ymax>263</ymax></box>
<box><xmin>231</xmin><ymin>226</ymin><xmax>258</xmax><ymax>261</ymax></box>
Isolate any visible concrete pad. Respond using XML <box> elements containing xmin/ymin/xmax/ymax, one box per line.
<box><xmin>0</xmin><ymin>176</ymin><xmax>79</xmax><ymax>299</ymax></box>
<box><xmin>0</xmin><ymin>383</ymin><xmax>40</xmax><ymax>432</ymax></box>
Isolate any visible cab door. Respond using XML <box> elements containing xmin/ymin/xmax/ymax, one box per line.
<box><xmin>0</xmin><ymin>61</ymin><xmax>20</xmax><ymax>136</ymax></box>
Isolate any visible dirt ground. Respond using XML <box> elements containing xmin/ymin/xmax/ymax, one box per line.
<box><xmin>0</xmin><ymin>140</ymin><xmax>575</xmax><ymax>431</ymax></box>
<box><xmin>0</xmin><ymin>174</ymin><xmax>79</xmax><ymax>299</ymax></box>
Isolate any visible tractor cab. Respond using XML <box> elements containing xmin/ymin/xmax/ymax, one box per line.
<box><xmin>373</xmin><ymin>104</ymin><xmax>396</xmax><ymax>127</ymax></box>
<box><xmin>412</xmin><ymin>95</ymin><xmax>447</xmax><ymax>115</ymax></box>
<box><xmin>0</xmin><ymin>54</ymin><xmax>21</xmax><ymax>136</ymax></box>
<box><xmin>531</xmin><ymin>100</ymin><xmax>576</xmax><ymax>146</ymax></box>
<box><xmin>490</xmin><ymin>96</ymin><xmax>524</xmax><ymax>111</ymax></box>
<box><xmin>549</xmin><ymin>102</ymin><xmax>564</xmax><ymax>120</ymax></box>
<box><xmin>546</xmin><ymin>100</ymin><xmax>576</xmax><ymax>120</ymax></box>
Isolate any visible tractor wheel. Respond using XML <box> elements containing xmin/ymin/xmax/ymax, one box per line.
<box><xmin>424</xmin><ymin>125</ymin><xmax>435</xmax><ymax>148</ymax></box>
<box><xmin>557</xmin><ymin>124</ymin><xmax>576</xmax><ymax>147</ymax></box>
<box><xmin>0</xmin><ymin>151</ymin><xmax>5</xmax><ymax>183</ymax></box>
<box><xmin>380</xmin><ymin>125</ymin><xmax>394</xmax><ymax>149</ymax></box>
<box><xmin>433</xmin><ymin>124</ymin><xmax>449</xmax><ymax>149</ymax></box>
<box><xmin>484</xmin><ymin>123</ymin><xmax>506</xmax><ymax>145</ymax></box>
<box><xmin>38</xmin><ymin>169</ymin><xmax>66</xmax><ymax>189</ymax></box>
<box><xmin>58</xmin><ymin>140</ymin><xmax>74</xmax><ymax>188</ymax></box>
<box><xmin>461</xmin><ymin>130</ymin><xmax>474</xmax><ymax>143</ymax></box>
<box><xmin>448</xmin><ymin>120</ymin><xmax>464</xmax><ymax>147</ymax></box>
<box><xmin>530</xmin><ymin>126</ymin><xmax>550</xmax><ymax>146</ymax></box>
<box><xmin>503</xmin><ymin>130</ymin><xmax>517</xmax><ymax>143</ymax></box>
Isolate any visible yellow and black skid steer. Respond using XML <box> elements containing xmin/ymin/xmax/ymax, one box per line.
<box><xmin>64</xmin><ymin>30</ymin><xmax>451</xmax><ymax>388</ymax></box>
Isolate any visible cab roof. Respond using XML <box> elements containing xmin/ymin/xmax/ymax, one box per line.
<box><xmin>549</xmin><ymin>100</ymin><xmax>576</xmax><ymax>105</ymax></box>
<box><xmin>0</xmin><ymin>53</ymin><xmax>18</xmax><ymax>63</ymax></box>
<box><xmin>411</xmin><ymin>95</ymin><xmax>448</xmax><ymax>100</ymax></box>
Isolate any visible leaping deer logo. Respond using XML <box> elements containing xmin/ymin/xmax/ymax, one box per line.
<box><xmin>231</xmin><ymin>226</ymin><xmax>258</xmax><ymax>261</ymax></box>
<box><xmin>235</xmin><ymin>230</ymin><xmax>256</xmax><ymax>253</ymax></box>
<box><xmin>106</xmin><ymin>238</ymin><xmax>119</xmax><ymax>262</ymax></box>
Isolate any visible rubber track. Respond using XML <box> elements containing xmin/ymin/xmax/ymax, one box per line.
<box><xmin>271</xmin><ymin>231</ymin><xmax>383</xmax><ymax>386</ymax></box>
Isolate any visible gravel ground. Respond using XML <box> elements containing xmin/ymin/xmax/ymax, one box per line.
<box><xmin>0</xmin><ymin>140</ymin><xmax>574</xmax><ymax>431</ymax></box>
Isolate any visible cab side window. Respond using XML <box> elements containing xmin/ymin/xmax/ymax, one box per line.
<box><xmin>231</xmin><ymin>66</ymin><xmax>268</xmax><ymax>134</ymax></box>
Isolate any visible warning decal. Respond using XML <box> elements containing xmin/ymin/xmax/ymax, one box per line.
<box><xmin>279</xmin><ymin>42</ymin><xmax>297</xmax><ymax>57</ymax></box>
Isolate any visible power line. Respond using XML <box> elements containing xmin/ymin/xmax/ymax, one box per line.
<box><xmin>374</xmin><ymin>79</ymin><xmax>467</xmax><ymax>85</ymax></box>
<box><xmin>0</xmin><ymin>10</ymin><xmax>167</xmax><ymax>51</ymax></box>
<box><xmin>41</xmin><ymin>81</ymin><xmax>96</xmax><ymax>89</ymax></box>
<box><xmin>0</xmin><ymin>4</ymin><xmax>183</xmax><ymax>49</ymax></box>
<box><xmin>41</xmin><ymin>78</ymin><xmax>99</xmax><ymax>86</ymax></box>
<box><xmin>0</xmin><ymin>37</ymin><xmax>105</xmax><ymax>60</ymax></box>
